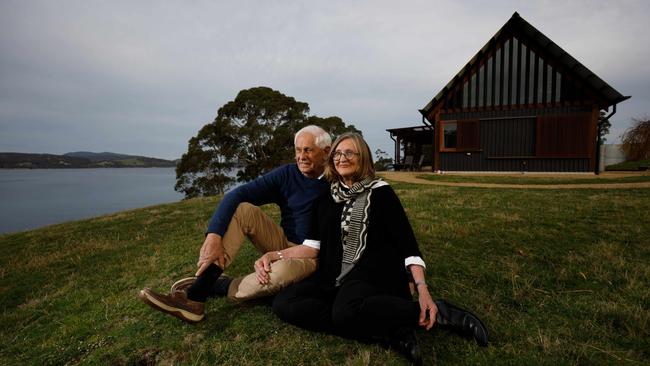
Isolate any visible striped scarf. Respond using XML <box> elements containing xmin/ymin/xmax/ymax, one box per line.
<box><xmin>330</xmin><ymin>177</ymin><xmax>388</xmax><ymax>286</ymax></box>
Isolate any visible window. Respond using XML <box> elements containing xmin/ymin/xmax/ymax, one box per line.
<box><xmin>463</xmin><ymin>82</ymin><xmax>469</xmax><ymax>108</ymax></box>
<box><xmin>478</xmin><ymin>64</ymin><xmax>484</xmax><ymax>107</ymax></box>
<box><xmin>442</xmin><ymin>122</ymin><xmax>457</xmax><ymax>150</ymax></box>
<box><xmin>440</xmin><ymin>120</ymin><xmax>480</xmax><ymax>152</ymax></box>
<box><xmin>486</xmin><ymin>56</ymin><xmax>493</xmax><ymax>106</ymax></box>
<box><xmin>520</xmin><ymin>44</ymin><xmax>527</xmax><ymax>104</ymax></box>
<box><xmin>503</xmin><ymin>40</ymin><xmax>509</xmax><ymax>105</ymax></box>
<box><xmin>495</xmin><ymin>48</ymin><xmax>501</xmax><ymax>105</ymax></box>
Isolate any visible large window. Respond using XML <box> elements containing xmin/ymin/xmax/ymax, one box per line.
<box><xmin>440</xmin><ymin>120</ymin><xmax>480</xmax><ymax>152</ymax></box>
<box><xmin>442</xmin><ymin>122</ymin><xmax>457</xmax><ymax>150</ymax></box>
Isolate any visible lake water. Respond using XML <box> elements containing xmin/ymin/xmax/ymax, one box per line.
<box><xmin>0</xmin><ymin>168</ymin><xmax>185</xmax><ymax>234</ymax></box>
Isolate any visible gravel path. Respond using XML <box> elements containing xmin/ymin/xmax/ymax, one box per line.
<box><xmin>378</xmin><ymin>171</ymin><xmax>650</xmax><ymax>189</ymax></box>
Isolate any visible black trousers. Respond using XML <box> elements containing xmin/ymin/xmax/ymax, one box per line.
<box><xmin>272</xmin><ymin>278</ymin><xmax>420</xmax><ymax>341</ymax></box>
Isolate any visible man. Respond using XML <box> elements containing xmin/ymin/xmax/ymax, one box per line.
<box><xmin>139</xmin><ymin>125</ymin><xmax>331</xmax><ymax>323</ymax></box>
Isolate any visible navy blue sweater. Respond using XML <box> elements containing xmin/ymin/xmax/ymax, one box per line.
<box><xmin>206</xmin><ymin>164</ymin><xmax>329</xmax><ymax>244</ymax></box>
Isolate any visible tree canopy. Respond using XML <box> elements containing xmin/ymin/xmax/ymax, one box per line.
<box><xmin>621</xmin><ymin>117</ymin><xmax>650</xmax><ymax>161</ymax></box>
<box><xmin>373</xmin><ymin>149</ymin><xmax>393</xmax><ymax>171</ymax></box>
<box><xmin>175</xmin><ymin>87</ymin><xmax>360</xmax><ymax>198</ymax></box>
<box><xmin>598</xmin><ymin>110</ymin><xmax>611</xmax><ymax>143</ymax></box>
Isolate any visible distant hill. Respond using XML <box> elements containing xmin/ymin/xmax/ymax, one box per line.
<box><xmin>64</xmin><ymin>151</ymin><xmax>138</xmax><ymax>161</ymax></box>
<box><xmin>0</xmin><ymin>152</ymin><xmax>177</xmax><ymax>169</ymax></box>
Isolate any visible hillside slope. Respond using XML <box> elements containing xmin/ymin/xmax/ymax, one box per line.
<box><xmin>0</xmin><ymin>183</ymin><xmax>648</xmax><ymax>364</ymax></box>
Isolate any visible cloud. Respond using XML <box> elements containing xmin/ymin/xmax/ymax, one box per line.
<box><xmin>1</xmin><ymin>0</ymin><xmax>648</xmax><ymax>159</ymax></box>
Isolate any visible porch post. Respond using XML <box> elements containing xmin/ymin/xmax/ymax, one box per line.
<box><xmin>395</xmin><ymin>137</ymin><xmax>401</xmax><ymax>164</ymax></box>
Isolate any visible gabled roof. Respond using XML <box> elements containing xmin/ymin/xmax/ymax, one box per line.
<box><xmin>420</xmin><ymin>12</ymin><xmax>630</xmax><ymax>118</ymax></box>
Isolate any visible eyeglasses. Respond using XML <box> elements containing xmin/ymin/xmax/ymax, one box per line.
<box><xmin>332</xmin><ymin>151</ymin><xmax>360</xmax><ymax>161</ymax></box>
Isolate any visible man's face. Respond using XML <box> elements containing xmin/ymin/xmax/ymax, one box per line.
<box><xmin>295</xmin><ymin>132</ymin><xmax>329</xmax><ymax>178</ymax></box>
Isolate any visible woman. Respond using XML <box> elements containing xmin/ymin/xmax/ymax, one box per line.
<box><xmin>254</xmin><ymin>133</ymin><xmax>487</xmax><ymax>364</ymax></box>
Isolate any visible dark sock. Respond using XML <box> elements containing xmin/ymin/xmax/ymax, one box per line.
<box><xmin>212</xmin><ymin>276</ymin><xmax>232</xmax><ymax>297</ymax></box>
<box><xmin>186</xmin><ymin>264</ymin><xmax>223</xmax><ymax>302</ymax></box>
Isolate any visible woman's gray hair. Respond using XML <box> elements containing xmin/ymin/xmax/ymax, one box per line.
<box><xmin>324</xmin><ymin>132</ymin><xmax>375</xmax><ymax>183</ymax></box>
<box><xmin>294</xmin><ymin>125</ymin><xmax>332</xmax><ymax>149</ymax></box>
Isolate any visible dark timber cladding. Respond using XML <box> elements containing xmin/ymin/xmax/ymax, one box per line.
<box><xmin>403</xmin><ymin>11</ymin><xmax>630</xmax><ymax>172</ymax></box>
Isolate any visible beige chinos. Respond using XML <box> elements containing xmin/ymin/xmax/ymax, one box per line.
<box><xmin>220</xmin><ymin>202</ymin><xmax>317</xmax><ymax>301</ymax></box>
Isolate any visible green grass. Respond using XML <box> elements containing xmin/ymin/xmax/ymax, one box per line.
<box><xmin>1</xmin><ymin>182</ymin><xmax>649</xmax><ymax>365</ymax></box>
<box><xmin>415</xmin><ymin>173</ymin><xmax>650</xmax><ymax>185</ymax></box>
<box><xmin>606</xmin><ymin>159</ymin><xmax>650</xmax><ymax>171</ymax></box>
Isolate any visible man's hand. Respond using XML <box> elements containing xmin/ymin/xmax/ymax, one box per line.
<box><xmin>196</xmin><ymin>233</ymin><xmax>225</xmax><ymax>276</ymax></box>
<box><xmin>254</xmin><ymin>252</ymin><xmax>274</xmax><ymax>285</ymax></box>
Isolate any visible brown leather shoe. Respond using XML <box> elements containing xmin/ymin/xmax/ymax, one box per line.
<box><xmin>171</xmin><ymin>276</ymin><xmax>232</xmax><ymax>297</ymax></box>
<box><xmin>170</xmin><ymin>277</ymin><xmax>196</xmax><ymax>293</ymax></box>
<box><xmin>138</xmin><ymin>288</ymin><xmax>205</xmax><ymax>323</ymax></box>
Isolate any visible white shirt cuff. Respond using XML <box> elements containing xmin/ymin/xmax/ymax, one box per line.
<box><xmin>302</xmin><ymin>239</ymin><xmax>321</xmax><ymax>250</ymax></box>
<box><xmin>405</xmin><ymin>256</ymin><xmax>426</xmax><ymax>269</ymax></box>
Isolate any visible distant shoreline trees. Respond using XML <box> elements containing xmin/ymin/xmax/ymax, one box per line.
<box><xmin>174</xmin><ymin>87</ymin><xmax>359</xmax><ymax>198</ymax></box>
<box><xmin>0</xmin><ymin>152</ymin><xmax>176</xmax><ymax>169</ymax></box>
<box><xmin>373</xmin><ymin>149</ymin><xmax>393</xmax><ymax>171</ymax></box>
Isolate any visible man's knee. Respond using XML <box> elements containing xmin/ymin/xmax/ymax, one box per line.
<box><xmin>229</xmin><ymin>259</ymin><xmax>317</xmax><ymax>301</ymax></box>
<box><xmin>233</xmin><ymin>202</ymin><xmax>261</xmax><ymax>223</ymax></box>
<box><xmin>269</xmin><ymin>258</ymin><xmax>317</xmax><ymax>286</ymax></box>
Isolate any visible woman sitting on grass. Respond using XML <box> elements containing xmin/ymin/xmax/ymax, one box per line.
<box><xmin>253</xmin><ymin>133</ymin><xmax>488</xmax><ymax>364</ymax></box>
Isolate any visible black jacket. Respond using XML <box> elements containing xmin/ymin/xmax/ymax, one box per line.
<box><xmin>308</xmin><ymin>185</ymin><xmax>422</xmax><ymax>299</ymax></box>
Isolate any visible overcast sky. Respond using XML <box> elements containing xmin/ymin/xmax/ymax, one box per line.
<box><xmin>1</xmin><ymin>0</ymin><xmax>648</xmax><ymax>160</ymax></box>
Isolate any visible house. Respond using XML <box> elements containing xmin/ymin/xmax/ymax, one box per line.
<box><xmin>388</xmin><ymin>12</ymin><xmax>629</xmax><ymax>173</ymax></box>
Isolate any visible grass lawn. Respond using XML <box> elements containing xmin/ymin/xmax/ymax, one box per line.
<box><xmin>606</xmin><ymin>159</ymin><xmax>650</xmax><ymax>172</ymax></box>
<box><xmin>1</xmin><ymin>181</ymin><xmax>648</xmax><ymax>365</ymax></box>
<box><xmin>415</xmin><ymin>173</ymin><xmax>650</xmax><ymax>185</ymax></box>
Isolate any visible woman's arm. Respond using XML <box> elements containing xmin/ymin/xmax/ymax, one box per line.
<box><xmin>254</xmin><ymin>245</ymin><xmax>319</xmax><ymax>284</ymax></box>
<box><xmin>410</xmin><ymin>264</ymin><xmax>437</xmax><ymax>330</ymax></box>
<box><xmin>377</xmin><ymin>186</ymin><xmax>422</xmax><ymax>259</ymax></box>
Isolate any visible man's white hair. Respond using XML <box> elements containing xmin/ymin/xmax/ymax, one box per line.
<box><xmin>294</xmin><ymin>125</ymin><xmax>332</xmax><ymax>148</ymax></box>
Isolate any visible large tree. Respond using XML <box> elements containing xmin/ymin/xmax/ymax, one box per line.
<box><xmin>175</xmin><ymin>87</ymin><xmax>359</xmax><ymax>198</ymax></box>
<box><xmin>621</xmin><ymin>117</ymin><xmax>650</xmax><ymax>161</ymax></box>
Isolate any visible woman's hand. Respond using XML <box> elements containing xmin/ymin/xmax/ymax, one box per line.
<box><xmin>254</xmin><ymin>252</ymin><xmax>275</xmax><ymax>285</ymax></box>
<box><xmin>417</xmin><ymin>285</ymin><xmax>437</xmax><ymax>330</ymax></box>
<box><xmin>408</xmin><ymin>264</ymin><xmax>436</xmax><ymax>330</ymax></box>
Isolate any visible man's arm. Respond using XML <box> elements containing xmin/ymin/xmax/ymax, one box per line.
<box><xmin>374</xmin><ymin>186</ymin><xmax>435</xmax><ymax>329</ymax></box>
<box><xmin>196</xmin><ymin>166</ymin><xmax>287</xmax><ymax>276</ymax></box>
<box><xmin>205</xmin><ymin>166</ymin><xmax>286</xmax><ymax>236</ymax></box>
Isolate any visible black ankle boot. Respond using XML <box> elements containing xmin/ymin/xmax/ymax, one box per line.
<box><xmin>435</xmin><ymin>299</ymin><xmax>489</xmax><ymax>347</ymax></box>
<box><xmin>389</xmin><ymin>327</ymin><xmax>422</xmax><ymax>365</ymax></box>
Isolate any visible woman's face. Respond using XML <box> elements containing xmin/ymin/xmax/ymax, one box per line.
<box><xmin>333</xmin><ymin>138</ymin><xmax>359</xmax><ymax>183</ymax></box>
